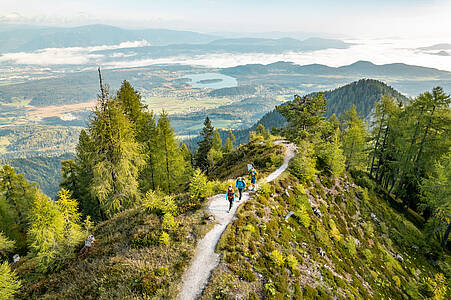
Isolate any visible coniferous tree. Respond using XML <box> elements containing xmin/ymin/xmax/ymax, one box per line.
<box><xmin>223</xmin><ymin>130</ymin><xmax>236</xmax><ymax>154</ymax></box>
<box><xmin>420</xmin><ymin>150</ymin><xmax>451</xmax><ymax>249</ymax></box>
<box><xmin>195</xmin><ymin>117</ymin><xmax>215</xmax><ymax>173</ymax></box>
<box><xmin>155</xmin><ymin>111</ymin><xmax>185</xmax><ymax>194</ymax></box>
<box><xmin>0</xmin><ymin>261</ymin><xmax>21</xmax><ymax>300</ymax></box>
<box><xmin>208</xmin><ymin>129</ymin><xmax>223</xmax><ymax>166</ymax></box>
<box><xmin>89</xmin><ymin>87</ymin><xmax>144</xmax><ymax>217</ymax></box>
<box><xmin>138</xmin><ymin>111</ymin><xmax>159</xmax><ymax>193</ymax></box>
<box><xmin>276</xmin><ymin>93</ymin><xmax>326</xmax><ymax>142</ymax></box>
<box><xmin>73</xmin><ymin>130</ymin><xmax>101</xmax><ymax>220</ymax></box>
<box><xmin>0</xmin><ymin>232</ymin><xmax>15</xmax><ymax>257</ymax></box>
<box><xmin>0</xmin><ymin>165</ymin><xmax>37</xmax><ymax>251</ymax></box>
<box><xmin>341</xmin><ymin>105</ymin><xmax>367</xmax><ymax>170</ymax></box>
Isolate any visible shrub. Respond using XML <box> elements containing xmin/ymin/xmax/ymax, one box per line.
<box><xmin>189</xmin><ymin>169</ymin><xmax>208</xmax><ymax>203</ymax></box>
<box><xmin>286</xmin><ymin>254</ymin><xmax>298</xmax><ymax>271</ymax></box>
<box><xmin>265</xmin><ymin>279</ymin><xmax>276</xmax><ymax>296</ymax></box>
<box><xmin>345</xmin><ymin>236</ymin><xmax>357</xmax><ymax>257</ymax></box>
<box><xmin>362</xmin><ymin>249</ymin><xmax>373</xmax><ymax>262</ymax></box>
<box><xmin>420</xmin><ymin>273</ymin><xmax>448</xmax><ymax>300</ymax></box>
<box><xmin>393</xmin><ymin>275</ymin><xmax>401</xmax><ymax>288</ymax></box>
<box><xmin>329</xmin><ymin>219</ymin><xmax>342</xmax><ymax>241</ymax></box>
<box><xmin>269</xmin><ymin>249</ymin><xmax>285</xmax><ymax>267</ymax></box>
<box><xmin>289</xmin><ymin>141</ymin><xmax>318</xmax><ymax>183</ymax></box>
<box><xmin>295</xmin><ymin>204</ymin><xmax>311</xmax><ymax>228</ymax></box>
<box><xmin>161</xmin><ymin>213</ymin><xmax>178</xmax><ymax>231</ymax></box>
<box><xmin>159</xmin><ymin>232</ymin><xmax>170</xmax><ymax>246</ymax></box>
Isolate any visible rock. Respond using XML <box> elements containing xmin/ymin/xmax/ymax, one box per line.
<box><xmin>395</xmin><ymin>254</ymin><xmax>404</xmax><ymax>263</ymax></box>
<box><xmin>285</xmin><ymin>211</ymin><xmax>295</xmax><ymax>221</ymax></box>
<box><xmin>207</xmin><ymin>215</ymin><xmax>215</xmax><ymax>221</ymax></box>
<box><xmin>370</xmin><ymin>213</ymin><xmax>379</xmax><ymax>222</ymax></box>
<box><xmin>313</xmin><ymin>207</ymin><xmax>322</xmax><ymax>218</ymax></box>
<box><xmin>284</xmin><ymin>189</ymin><xmax>290</xmax><ymax>197</ymax></box>
<box><xmin>302</xmin><ymin>242</ymin><xmax>308</xmax><ymax>247</ymax></box>
<box><xmin>13</xmin><ymin>254</ymin><xmax>20</xmax><ymax>264</ymax></box>
<box><xmin>288</xmin><ymin>185</ymin><xmax>293</xmax><ymax>190</ymax></box>
<box><xmin>318</xmin><ymin>247</ymin><xmax>326</xmax><ymax>257</ymax></box>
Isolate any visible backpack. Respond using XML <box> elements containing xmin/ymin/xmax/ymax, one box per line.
<box><xmin>227</xmin><ymin>188</ymin><xmax>234</xmax><ymax>201</ymax></box>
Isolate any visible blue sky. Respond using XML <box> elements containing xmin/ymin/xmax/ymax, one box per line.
<box><xmin>1</xmin><ymin>0</ymin><xmax>450</xmax><ymax>38</ymax></box>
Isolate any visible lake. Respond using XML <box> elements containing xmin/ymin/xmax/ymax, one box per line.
<box><xmin>181</xmin><ymin>72</ymin><xmax>238</xmax><ymax>89</ymax></box>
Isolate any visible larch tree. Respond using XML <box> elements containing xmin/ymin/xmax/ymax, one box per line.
<box><xmin>89</xmin><ymin>84</ymin><xmax>144</xmax><ymax>217</ymax></box>
<box><xmin>341</xmin><ymin>105</ymin><xmax>367</xmax><ymax>170</ymax></box>
<box><xmin>223</xmin><ymin>130</ymin><xmax>236</xmax><ymax>154</ymax></box>
<box><xmin>420</xmin><ymin>149</ymin><xmax>451</xmax><ymax>249</ymax></box>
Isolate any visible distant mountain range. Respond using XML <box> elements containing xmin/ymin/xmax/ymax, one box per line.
<box><xmin>221</xmin><ymin>60</ymin><xmax>451</xmax><ymax>78</ymax></box>
<box><xmin>0</xmin><ymin>24</ymin><xmax>219</xmax><ymax>52</ymax></box>
<box><xmin>0</xmin><ymin>24</ymin><xmax>352</xmax><ymax>54</ymax></box>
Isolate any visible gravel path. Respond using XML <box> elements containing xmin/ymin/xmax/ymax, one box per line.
<box><xmin>178</xmin><ymin>141</ymin><xmax>296</xmax><ymax>300</ymax></box>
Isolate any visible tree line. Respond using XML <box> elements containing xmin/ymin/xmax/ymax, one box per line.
<box><xmin>276</xmin><ymin>87</ymin><xmax>451</xmax><ymax>250</ymax></box>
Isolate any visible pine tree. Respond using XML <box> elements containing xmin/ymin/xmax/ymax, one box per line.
<box><xmin>195</xmin><ymin>117</ymin><xmax>215</xmax><ymax>173</ymax></box>
<box><xmin>341</xmin><ymin>105</ymin><xmax>367</xmax><ymax>170</ymax></box>
<box><xmin>155</xmin><ymin>111</ymin><xmax>186</xmax><ymax>194</ymax></box>
<box><xmin>276</xmin><ymin>93</ymin><xmax>326</xmax><ymax>141</ymax></box>
<box><xmin>0</xmin><ymin>261</ymin><xmax>21</xmax><ymax>300</ymax></box>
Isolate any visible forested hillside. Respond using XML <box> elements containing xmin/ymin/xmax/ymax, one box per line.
<box><xmin>1</xmin><ymin>153</ymin><xmax>73</xmax><ymax>198</ymax></box>
<box><xmin>0</xmin><ymin>78</ymin><xmax>449</xmax><ymax>300</ymax></box>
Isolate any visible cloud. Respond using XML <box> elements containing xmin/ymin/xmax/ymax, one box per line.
<box><xmin>102</xmin><ymin>38</ymin><xmax>451</xmax><ymax>72</ymax></box>
<box><xmin>0</xmin><ymin>40</ymin><xmax>149</xmax><ymax>65</ymax></box>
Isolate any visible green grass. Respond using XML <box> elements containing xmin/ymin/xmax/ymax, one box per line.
<box><xmin>202</xmin><ymin>171</ymin><xmax>450</xmax><ymax>299</ymax></box>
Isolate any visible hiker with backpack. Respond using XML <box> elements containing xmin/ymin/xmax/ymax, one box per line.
<box><xmin>226</xmin><ymin>184</ymin><xmax>235</xmax><ymax>213</ymax></box>
<box><xmin>249</xmin><ymin>167</ymin><xmax>258</xmax><ymax>191</ymax></box>
<box><xmin>236</xmin><ymin>177</ymin><xmax>246</xmax><ymax>201</ymax></box>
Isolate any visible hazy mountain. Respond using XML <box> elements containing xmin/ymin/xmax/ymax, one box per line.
<box><xmin>418</xmin><ymin>43</ymin><xmax>451</xmax><ymax>51</ymax></box>
<box><xmin>0</xmin><ymin>24</ymin><xmax>219</xmax><ymax>52</ymax></box>
<box><xmin>221</xmin><ymin>60</ymin><xmax>451</xmax><ymax>78</ymax></box>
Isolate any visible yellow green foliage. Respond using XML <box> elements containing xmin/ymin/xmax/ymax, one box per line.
<box><xmin>270</xmin><ymin>249</ymin><xmax>285</xmax><ymax>267</ymax></box>
<box><xmin>0</xmin><ymin>261</ymin><xmax>21</xmax><ymax>300</ymax></box>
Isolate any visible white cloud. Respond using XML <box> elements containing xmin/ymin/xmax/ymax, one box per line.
<box><xmin>0</xmin><ymin>40</ymin><xmax>150</xmax><ymax>65</ymax></box>
<box><xmin>102</xmin><ymin>38</ymin><xmax>451</xmax><ymax>72</ymax></box>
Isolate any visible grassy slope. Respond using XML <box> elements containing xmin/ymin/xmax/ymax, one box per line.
<box><xmin>16</xmin><ymin>205</ymin><xmax>214</xmax><ymax>299</ymax></box>
<box><xmin>202</xmin><ymin>171</ymin><xmax>450</xmax><ymax>299</ymax></box>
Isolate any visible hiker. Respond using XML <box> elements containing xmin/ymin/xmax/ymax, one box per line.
<box><xmin>80</xmin><ymin>234</ymin><xmax>96</xmax><ymax>255</ymax></box>
<box><xmin>226</xmin><ymin>184</ymin><xmax>235</xmax><ymax>213</ymax></box>
<box><xmin>236</xmin><ymin>177</ymin><xmax>246</xmax><ymax>201</ymax></box>
<box><xmin>249</xmin><ymin>167</ymin><xmax>258</xmax><ymax>191</ymax></box>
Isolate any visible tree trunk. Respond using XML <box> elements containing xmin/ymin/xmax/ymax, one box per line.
<box><xmin>415</xmin><ymin>105</ymin><xmax>435</xmax><ymax>165</ymax></box>
<box><xmin>164</xmin><ymin>134</ymin><xmax>171</xmax><ymax>194</ymax></box>
<box><xmin>370</xmin><ymin>114</ymin><xmax>385</xmax><ymax>178</ymax></box>
<box><xmin>376</xmin><ymin>125</ymin><xmax>389</xmax><ymax>183</ymax></box>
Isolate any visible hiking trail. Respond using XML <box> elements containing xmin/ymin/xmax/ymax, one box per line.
<box><xmin>178</xmin><ymin>141</ymin><xmax>296</xmax><ymax>300</ymax></box>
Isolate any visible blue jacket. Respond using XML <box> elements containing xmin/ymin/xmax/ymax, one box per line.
<box><xmin>236</xmin><ymin>179</ymin><xmax>246</xmax><ymax>189</ymax></box>
<box><xmin>226</xmin><ymin>188</ymin><xmax>235</xmax><ymax>202</ymax></box>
